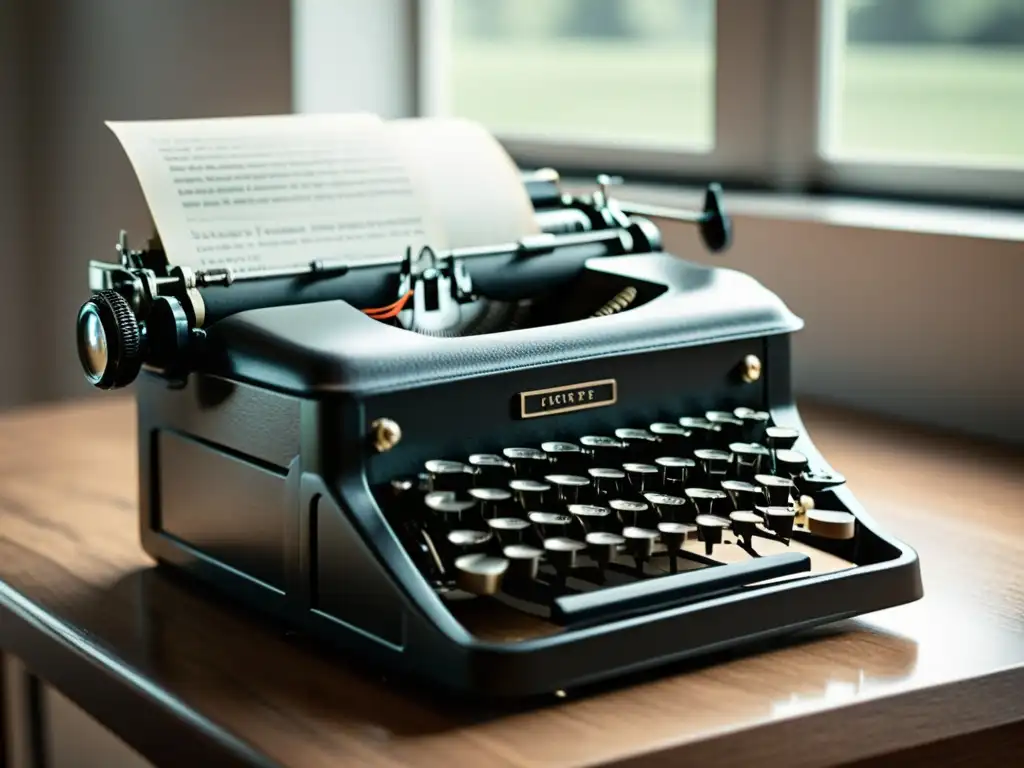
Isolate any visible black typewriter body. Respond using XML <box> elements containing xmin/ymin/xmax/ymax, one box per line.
<box><xmin>79</xmin><ymin>174</ymin><xmax>923</xmax><ymax>698</ymax></box>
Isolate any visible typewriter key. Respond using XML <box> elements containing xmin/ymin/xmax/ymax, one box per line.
<box><xmin>622</xmin><ymin>463</ymin><xmax>659</xmax><ymax>493</ymax></box>
<box><xmin>729</xmin><ymin>442</ymin><xmax>770</xmax><ymax>478</ymax></box>
<box><xmin>655</xmin><ymin>456</ymin><xmax>696</xmax><ymax>487</ymax></box>
<box><xmin>684</xmin><ymin>487</ymin><xmax>728</xmax><ymax>521</ymax></box>
<box><xmin>486</xmin><ymin>516</ymin><xmax>531</xmax><ymax>543</ymax></box>
<box><xmin>797</xmin><ymin>469</ymin><xmax>846</xmax><ymax>497</ymax></box>
<box><xmin>468</xmin><ymin>487</ymin><xmax>512</xmax><ymax>519</ymax></box>
<box><xmin>765</xmin><ymin>426</ymin><xmax>800</xmax><ymax>452</ymax></box>
<box><xmin>615</xmin><ymin>428</ymin><xmax>658</xmax><ymax>460</ymax></box>
<box><xmin>543</xmin><ymin>537</ymin><xmax>587</xmax><ymax>582</ymax></box>
<box><xmin>649</xmin><ymin>422</ymin><xmax>692</xmax><ymax>453</ymax></box>
<box><xmin>706</xmin><ymin>411</ymin><xmax>744</xmax><ymax>440</ymax></box>
<box><xmin>622</xmin><ymin>527</ymin><xmax>659</xmax><ymax>575</ymax></box>
<box><xmin>503</xmin><ymin>447</ymin><xmax>548</xmax><ymax>478</ymax></box>
<box><xmin>580</xmin><ymin>435</ymin><xmax>625</xmax><ymax>465</ymax></box>
<box><xmin>763</xmin><ymin>506</ymin><xmax>797</xmax><ymax>541</ymax></box>
<box><xmin>695</xmin><ymin>514</ymin><xmax>730</xmax><ymax>556</ymax></box>
<box><xmin>721</xmin><ymin>479</ymin><xmax>764</xmax><ymax>510</ymax></box>
<box><xmin>733</xmin><ymin>407</ymin><xmax>771</xmax><ymax>441</ymax></box>
<box><xmin>679</xmin><ymin>417</ymin><xmax>722</xmax><ymax>449</ymax></box>
<box><xmin>586</xmin><ymin>531</ymin><xmax>625</xmax><ymax>580</ymax></box>
<box><xmin>447</xmin><ymin>530</ymin><xmax>493</xmax><ymax>558</ymax></box>
<box><xmin>755</xmin><ymin>474</ymin><xmax>795</xmax><ymax>507</ymax></box>
<box><xmin>806</xmin><ymin>509</ymin><xmax>856</xmax><ymax>540</ymax></box>
<box><xmin>775</xmin><ymin>449</ymin><xmax>809</xmax><ymax>479</ymax></box>
<box><xmin>694</xmin><ymin>448</ymin><xmax>733</xmax><ymax>480</ymax></box>
<box><xmin>609</xmin><ymin>498</ymin><xmax>649</xmax><ymax>528</ymax></box>
<box><xmin>503</xmin><ymin>543</ymin><xmax>543</xmax><ymax>581</ymax></box>
<box><xmin>588</xmin><ymin>467</ymin><xmax>625</xmax><ymax>499</ymax></box>
<box><xmin>454</xmin><ymin>553</ymin><xmax>508</xmax><ymax>596</ymax></box>
<box><xmin>528</xmin><ymin>511</ymin><xmax>573</xmax><ymax>538</ymax></box>
<box><xmin>424</xmin><ymin>460</ymin><xmax>473</xmax><ymax>494</ymax></box>
<box><xmin>567</xmin><ymin>504</ymin><xmax>611</xmax><ymax>532</ymax></box>
<box><xmin>729</xmin><ymin>510</ymin><xmax>763</xmax><ymax>548</ymax></box>
<box><xmin>541</xmin><ymin>441</ymin><xmax>586</xmax><ymax>473</ymax></box>
<box><xmin>544</xmin><ymin>474</ymin><xmax>590</xmax><ymax>504</ymax></box>
<box><xmin>643</xmin><ymin>492</ymin><xmax>687</xmax><ymax>522</ymax></box>
<box><xmin>424</xmin><ymin>491</ymin><xmax>476</xmax><ymax>522</ymax></box>
<box><xmin>657</xmin><ymin>522</ymin><xmax>695</xmax><ymax>573</ymax></box>
<box><xmin>509</xmin><ymin>478</ymin><xmax>551</xmax><ymax>510</ymax></box>
<box><xmin>468</xmin><ymin>454</ymin><xmax>513</xmax><ymax>486</ymax></box>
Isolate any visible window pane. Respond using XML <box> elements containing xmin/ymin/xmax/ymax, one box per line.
<box><xmin>451</xmin><ymin>0</ymin><xmax>715</xmax><ymax>149</ymax></box>
<box><xmin>827</xmin><ymin>0</ymin><xmax>1024</xmax><ymax>165</ymax></box>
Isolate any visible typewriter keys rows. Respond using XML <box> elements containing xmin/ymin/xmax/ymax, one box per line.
<box><xmin>385</xmin><ymin>408</ymin><xmax>853</xmax><ymax>605</ymax></box>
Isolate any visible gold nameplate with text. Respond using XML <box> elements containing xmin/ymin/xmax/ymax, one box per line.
<box><xmin>518</xmin><ymin>379</ymin><xmax>617</xmax><ymax>419</ymax></box>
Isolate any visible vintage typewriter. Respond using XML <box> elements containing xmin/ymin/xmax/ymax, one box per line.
<box><xmin>76</xmin><ymin>169</ymin><xmax>922</xmax><ymax>698</ymax></box>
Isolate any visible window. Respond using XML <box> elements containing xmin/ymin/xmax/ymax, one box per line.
<box><xmin>424</xmin><ymin>0</ymin><xmax>1024</xmax><ymax>204</ymax></box>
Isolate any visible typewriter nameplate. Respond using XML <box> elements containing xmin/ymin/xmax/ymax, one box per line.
<box><xmin>518</xmin><ymin>379</ymin><xmax>617</xmax><ymax>419</ymax></box>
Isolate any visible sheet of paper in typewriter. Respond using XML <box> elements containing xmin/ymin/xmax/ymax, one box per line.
<box><xmin>106</xmin><ymin>113</ymin><xmax>538</xmax><ymax>275</ymax></box>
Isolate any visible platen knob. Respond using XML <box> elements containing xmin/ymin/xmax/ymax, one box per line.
<box><xmin>76</xmin><ymin>290</ymin><xmax>142</xmax><ymax>389</ymax></box>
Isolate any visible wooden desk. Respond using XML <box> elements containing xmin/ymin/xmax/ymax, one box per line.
<box><xmin>0</xmin><ymin>399</ymin><xmax>1022</xmax><ymax>767</ymax></box>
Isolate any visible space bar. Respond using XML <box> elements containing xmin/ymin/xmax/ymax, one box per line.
<box><xmin>550</xmin><ymin>552</ymin><xmax>811</xmax><ymax>626</ymax></box>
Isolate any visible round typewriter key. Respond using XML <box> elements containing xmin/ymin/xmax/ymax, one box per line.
<box><xmin>755</xmin><ymin>474</ymin><xmax>795</xmax><ymax>507</ymax></box>
<box><xmin>721</xmin><ymin>479</ymin><xmax>764</xmax><ymax>510</ymax></box>
<box><xmin>643</xmin><ymin>492</ymin><xmax>687</xmax><ymax>522</ymax></box>
<box><xmin>543</xmin><ymin>537</ymin><xmax>586</xmax><ymax>579</ymax></box>
<box><xmin>806</xmin><ymin>509</ymin><xmax>856</xmax><ymax>540</ymax></box>
<box><xmin>706</xmin><ymin>411</ymin><xmax>744</xmax><ymax>440</ymax></box>
<box><xmin>765</xmin><ymin>426</ymin><xmax>800</xmax><ymax>451</ymax></box>
<box><xmin>390</xmin><ymin>477</ymin><xmax>415</xmax><ymax>495</ymax></box>
<box><xmin>775</xmin><ymin>448</ymin><xmax>809</xmax><ymax>479</ymax></box>
<box><xmin>447</xmin><ymin>530</ymin><xmax>493</xmax><ymax>558</ymax></box>
<box><xmin>424</xmin><ymin>491</ymin><xmax>476</xmax><ymax>521</ymax></box>
<box><xmin>733</xmin><ymin>407</ymin><xmax>771</xmax><ymax>441</ymax></box>
<box><xmin>622</xmin><ymin>462</ymin><xmax>659</xmax><ymax>493</ymax></box>
<box><xmin>694</xmin><ymin>448</ymin><xmax>733</xmax><ymax>479</ymax></box>
<box><xmin>684</xmin><ymin>487</ymin><xmax>727</xmax><ymax>521</ymax></box>
<box><xmin>580</xmin><ymin>435</ymin><xmax>625</xmax><ymax>465</ymax></box>
<box><xmin>424</xmin><ymin>460</ymin><xmax>473</xmax><ymax>493</ymax></box>
<box><xmin>588</xmin><ymin>466</ymin><xmax>625</xmax><ymax>499</ymax></box>
<box><xmin>544</xmin><ymin>474</ymin><xmax>590</xmax><ymax>503</ymax></box>
<box><xmin>453</xmin><ymin>553</ymin><xmax>508</xmax><ymax>596</ymax></box>
<box><xmin>622</xmin><ymin>526</ymin><xmax>659</xmax><ymax>575</ymax></box>
<box><xmin>729</xmin><ymin>442</ymin><xmax>770</xmax><ymax>478</ymax></box>
<box><xmin>655</xmin><ymin>455</ymin><xmax>696</xmax><ymax>487</ymax></box>
<box><xmin>649</xmin><ymin>423</ymin><xmax>692</xmax><ymax>453</ymax></box>
<box><xmin>586</xmin><ymin>531</ymin><xmax>625</xmax><ymax>580</ymax></box>
<box><xmin>695</xmin><ymin>514</ymin><xmax>730</xmax><ymax>555</ymax></box>
<box><xmin>486</xmin><ymin>516</ymin><xmax>530</xmax><ymax>543</ymax></box>
<box><xmin>609</xmin><ymin>498</ymin><xmax>649</xmax><ymax>528</ymax></box>
<box><xmin>503</xmin><ymin>543</ymin><xmax>543</xmax><ymax>581</ymax></box>
<box><xmin>508</xmin><ymin>478</ymin><xmax>551</xmax><ymax>509</ymax></box>
<box><xmin>528</xmin><ymin>511</ymin><xmax>573</xmax><ymax>538</ymax></box>
<box><xmin>729</xmin><ymin>510</ymin><xmax>763</xmax><ymax>548</ymax></box>
<box><xmin>658</xmin><ymin>521</ymin><xmax>696</xmax><ymax>573</ymax></box>
<box><xmin>615</xmin><ymin>428</ymin><xmax>658</xmax><ymax>460</ymax></box>
<box><xmin>679</xmin><ymin>416</ymin><xmax>722</xmax><ymax>448</ymax></box>
<box><xmin>503</xmin><ymin>447</ymin><xmax>548</xmax><ymax>478</ymax></box>
<box><xmin>468</xmin><ymin>487</ymin><xmax>512</xmax><ymax>519</ymax></box>
<box><xmin>567</xmin><ymin>504</ymin><xmax>611</xmax><ymax>532</ymax></box>
<box><xmin>541</xmin><ymin>441</ymin><xmax>586</xmax><ymax>472</ymax></box>
<box><xmin>763</xmin><ymin>506</ymin><xmax>797</xmax><ymax>540</ymax></box>
<box><xmin>797</xmin><ymin>469</ymin><xmax>846</xmax><ymax>496</ymax></box>
<box><xmin>468</xmin><ymin>453</ymin><xmax>513</xmax><ymax>486</ymax></box>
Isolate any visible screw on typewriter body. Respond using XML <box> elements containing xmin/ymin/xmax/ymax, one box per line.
<box><xmin>622</xmin><ymin>527</ymin><xmax>659</xmax><ymax>576</ymax></box>
<box><xmin>695</xmin><ymin>514</ymin><xmax>731</xmax><ymax>556</ymax></box>
<box><xmin>729</xmin><ymin>510</ymin><xmax>763</xmax><ymax>549</ymax></box>
<box><xmin>650</xmin><ymin>423</ymin><xmax>692</xmax><ymax>455</ymax></box>
<box><xmin>586</xmin><ymin>531</ymin><xmax>625</xmax><ymax>581</ymax></box>
<box><xmin>741</xmin><ymin>354</ymin><xmax>763</xmax><ymax>383</ymax></box>
<box><xmin>509</xmin><ymin>478</ymin><xmax>551</xmax><ymax>510</ymax></box>
<box><xmin>503</xmin><ymin>447</ymin><xmax>548</xmax><ymax>478</ymax></box>
<box><xmin>568</xmin><ymin>504</ymin><xmax>611</xmax><ymax>533</ymax></box>
<box><xmin>733</xmin><ymin>407</ymin><xmax>771</xmax><ymax>441</ymax></box>
<box><xmin>721</xmin><ymin>479</ymin><xmax>765</xmax><ymax>511</ymax></box>
<box><xmin>453</xmin><ymin>553</ymin><xmax>508</xmax><ymax>596</ymax></box>
<box><xmin>623</xmin><ymin>463</ymin><xmax>659</xmax><ymax>494</ymax></box>
<box><xmin>469</xmin><ymin>453</ymin><xmax>513</xmax><ymax>486</ymax></box>
<box><xmin>588</xmin><ymin>467</ymin><xmax>625</xmax><ymax>499</ymax></box>
<box><xmin>468</xmin><ymin>487</ymin><xmax>512</xmax><ymax>520</ymax></box>
<box><xmin>657</xmin><ymin>522</ymin><xmax>695</xmax><ymax>573</ymax></box>
<box><xmin>370</xmin><ymin>418</ymin><xmax>402</xmax><ymax>453</ymax></box>
<box><xmin>593</xmin><ymin>286</ymin><xmax>638</xmax><ymax>318</ymax></box>
<box><xmin>730</xmin><ymin>442</ymin><xmax>770</xmax><ymax>478</ymax></box>
<box><xmin>644</xmin><ymin>492</ymin><xmax>687</xmax><ymax>523</ymax></box>
<box><xmin>654</xmin><ymin>456</ymin><xmax>696</xmax><ymax>488</ymax></box>
<box><xmin>487</xmin><ymin>516</ymin><xmax>531</xmax><ymax>544</ymax></box>
<box><xmin>756</xmin><ymin>474</ymin><xmax>796</xmax><ymax>507</ymax></box>
<box><xmin>764</xmin><ymin>506</ymin><xmax>797</xmax><ymax>542</ymax></box>
<box><xmin>544</xmin><ymin>537</ymin><xmax>586</xmax><ymax>585</ymax></box>
<box><xmin>503</xmin><ymin>543</ymin><xmax>543</xmax><ymax>582</ymax></box>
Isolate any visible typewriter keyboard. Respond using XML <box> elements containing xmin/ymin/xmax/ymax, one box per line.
<box><xmin>380</xmin><ymin>408</ymin><xmax>856</xmax><ymax>639</ymax></box>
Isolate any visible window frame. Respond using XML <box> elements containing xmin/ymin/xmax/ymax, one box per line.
<box><xmin>419</xmin><ymin>0</ymin><xmax>1024</xmax><ymax>206</ymax></box>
